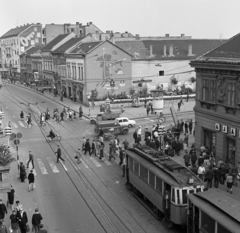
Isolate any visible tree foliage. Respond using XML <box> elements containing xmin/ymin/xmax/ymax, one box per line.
<box><xmin>0</xmin><ymin>143</ymin><xmax>16</xmax><ymax>167</ymax></box>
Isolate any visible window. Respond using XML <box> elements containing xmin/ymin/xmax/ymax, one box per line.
<box><xmin>81</xmin><ymin>67</ymin><xmax>84</xmax><ymax>80</ymax></box>
<box><xmin>203</xmin><ymin>129</ymin><xmax>216</xmax><ymax>156</ymax></box>
<box><xmin>182</xmin><ymin>189</ymin><xmax>187</xmax><ymax>204</ymax></box>
<box><xmin>227</xmin><ymin>82</ymin><xmax>236</xmax><ymax>107</ymax></box>
<box><xmin>133</xmin><ymin>160</ymin><xmax>139</xmax><ymax>175</ymax></box>
<box><xmin>120</xmin><ymin>80</ymin><xmax>125</xmax><ymax>84</ymax></box>
<box><xmin>159</xmin><ymin>71</ymin><xmax>164</xmax><ymax>76</ymax></box>
<box><xmin>123</xmin><ymin>119</ymin><xmax>128</xmax><ymax>123</ymax></box>
<box><xmin>226</xmin><ymin>137</ymin><xmax>235</xmax><ymax>165</ymax></box>
<box><xmin>217</xmin><ymin>223</ymin><xmax>231</xmax><ymax>233</ymax></box>
<box><xmin>149</xmin><ymin>171</ymin><xmax>155</xmax><ymax>188</ymax></box>
<box><xmin>71</xmin><ymin>28</ymin><xmax>74</xmax><ymax>32</ymax></box>
<box><xmin>201</xmin><ymin>211</ymin><xmax>215</xmax><ymax>233</ymax></box>
<box><xmin>155</xmin><ymin>177</ymin><xmax>162</xmax><ymax>194</ymax></box>
<box><xmin>140</xmin><ymin>164</ymin><xmax>148</xmax><ymax>183</ymax></box>
<box><xmin>129</xmin><ymin>157</ymin><xmax>133</xmax><ymax>171</ymax></box>
<box><xmin>202</xmin><ymin>79</ymin><xmax>209</xmax><ymax>101</ymax></box>
<box><xmin>78</xmin><ymin>67</ymin><xmax>81</xmax><ymax>80</ymax></box>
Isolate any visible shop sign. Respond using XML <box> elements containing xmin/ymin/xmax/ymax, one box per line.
<box><xmin>215</xmin><ymin>123</ymin><xmax>220</xmax><ymax>131</ymax></box>
<box><xmin>230</xmin><ymin>128</ymin><xmax>236</xmax><ymax>137</ymax></box>
<box><xmin>222</xmin><ymin>125</ymin><xmax>228</xmax><ymax>133</ymax></box>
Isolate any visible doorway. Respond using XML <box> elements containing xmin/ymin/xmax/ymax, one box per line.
<box><xmin>203</xmin><ymin>129</ymin><xmax>216</xmax><ymax>156</ymax></box>
<box><xmin>226</xmin><ymin>137</ymin><xmax>235</xmax><ymax>165</ymax></box>
<box><xmin>68</xmin><ymin>86</ymin><xmax>71</xmax><ymax>98</ymax></box>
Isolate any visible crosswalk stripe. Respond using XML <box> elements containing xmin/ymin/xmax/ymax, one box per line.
<box><xmin>46</xmin><ymin>157</ymin><xmax>59</xmax><ymax>173</ymax></box>
<box><xmin>25</xmin><ymin>160</ymin><xmax>37</xmax><ymax>176</ymax></box>
<box><xmin>36</xmin><ymin>158</ymin><xmax>48</xmax><ymax>174</ymax></box>
<box><xmin>89</xmin><ymin>157</ymin><xmax>102</xmax><ymax>167</ymax></box>
<box><xmin>18</xmin><ymin>121</ymin><xmax>25</xmax><ymax>127</ymax></box>
<box><xmin>81</xmin><ymin>160</ymin><xmax>89</xmax><ymax>168</ymax></box>
<box><xmin>12</xmin><ymin>122</ymin><xmax>18</xmax><ymax>128</ymax></box>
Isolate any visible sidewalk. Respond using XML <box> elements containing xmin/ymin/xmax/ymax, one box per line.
<box><xmin>11</xmin><ymin>83</ymin><xmax>195</xmax><ymax>120</ymax></box>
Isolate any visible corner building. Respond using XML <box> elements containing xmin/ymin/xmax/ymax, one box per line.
<box><xmin>191</xmin><ymin>33</ymin><xmax>240</xmax><ymax>165</ymax></box>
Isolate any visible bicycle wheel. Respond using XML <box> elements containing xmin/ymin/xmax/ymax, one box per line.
<box><xmin>57</xmin><ymin>135</ymin><xmax>62</xmax><ymax>141</ymax></box>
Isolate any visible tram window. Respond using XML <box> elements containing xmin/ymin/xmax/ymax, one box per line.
<box><xmin>217</xmin><ymin>223</ymin><xmax>231</xmax><ymax>233</ymax></box>
<box><xmin>182</xmin><ymin>189</ymin><xmax>188</xmax><ymax>204</ymax></box>
<box><xmin>177</xmin><ymin>189</ymin><xmax>180</xmax><ymax>204</ymax></box>
<box><xmin>134</xmin><ymin>160</ymin><xmax>139</xmax><ymax>176</ymax></box>
<box><xmin>129</xmin><ymin>157</ymin><xmax>133</xmax><ymax>172</ymax></box>
<box><xmin>196</xmin><ymin>187</ymin><xmax>201</xmax><ymax>193</ymax></box>
<box><xmin>201</xmin><ymin>211</ymin><xmax>215</xmax><ymax>233</ymax></box>
<box><xmin>189</xmin><ymin>189</ymin><xmax>194</xmax><ymax>194</ymax></box>
<box><xmin>155</xmin><ymin>177</ymin><xmax>162</xmax><ymax>194</ymax></box>
<box><xmin>149</xmin><ymin>171</ymin><xmax>155</xmax><ymax>188</ymax></box>
<box><xmin>171</xmin><ymin>189</ymin><xmax>175</xmax><ymax>202</ymax></box>
<box><xmin>140</xmin><ymin>165</ymin><xmax>148</xmax><ymax>183</ymax></box>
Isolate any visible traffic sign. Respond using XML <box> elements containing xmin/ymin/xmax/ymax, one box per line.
<box><xmin>14</xmin><ymin>139</ymin><xmax>20</xmax><ymax>145</ymax></box>
<box><xmin>10</xmin><ymin>133</ymin><xmax>16</xmax><ymax>140</ymax></box>
<box><xmin>0</xmin><ymin>112</ymin><xmax>3</xmax><ymax>120</ymax></box>
<box><xmin>4</xmin><ymin>127</ymin><xmax>12</xmax><ymax>135</ymax></box>
<box><xmin>158</xmin><ymin>126</ymin><xmax>166</xmax><ymax>136</ymax></box>
<box><xmin>16</xmin><ymin>133</ymin><xmax>22</xmax><ymax>139</ymax></box>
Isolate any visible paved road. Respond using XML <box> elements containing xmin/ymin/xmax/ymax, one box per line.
<box><xmin>0</xmin><ymin>84</ymin><xmax>180</xmax><ymax>233</ymax></box>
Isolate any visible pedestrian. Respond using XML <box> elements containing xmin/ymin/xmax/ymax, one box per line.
<box><xmin>20</xmin><ymin>111</ymin><xmax>24</xmax><ymax>120</ymax></box>
<box><xmin>146</xmin><ymin>105</ymin><xmax>150</xmax><ymax>116</ymax></box>
<box><xmin>84</xmin><ymin>139</ymin><xmax>91</xmax><ymax>155</ymax></box>
<box><xmin>28</xmin><ymin>170</ymin><xmax>35</xmax><ymax>191</ymax></box>
<box><xmin>108</xmin><ymin>140</ymin><xmax>115</xmax><ymax>161</ymax></box>
<box><xmin>180</xmin><ymin>119</ymin><xmax>184</xmax><ymax>133</ymax></box>
<box><xmin>189</xmin><ymin>120</ymin><xmax>193</xmax><ymax>134</ymax></box>
<box><xmin>14</xmin><ymin>201</ymin><xmax>22</xmax><ymax>215</ymax></box>
<box><xmin>136</xmin><ymin>134</ymin><xmax>141</xmax><ymax>145</ymax></box>
<box><xmin>0</xmin><ymin>219</ymin><xmax>8</xmax><ymax>233</ymax></box>
<box><xmin>226</xmin><ymin>174</ymin><xmax>233</xmax><ymax>194</ymax></box>
<box><xmin>60</xmin><ymin>111</ymin><xmax>64</xmax><ymax>121</ymax></box>
<box><xmin>26</xmin><ymin>151</ymin><xmax>34</xmax><ymax>169</ymax></box>
<box><xmin>99</xmin><ymin>141</ymin><xmax>105</xmax><ymax>161</ymax></box>
<box><xmin>10</xmin><ymin>209</ymin><xmax>19</xmax><ymax>233</ymax></box>
<box><xmin>55</xmin><ymin>145</ymin><xmax>65</xmax><ymax>163</ymax></box>
<box><xmin>18</xmin><ymin>207</ymin><xmax>28</xmax><ymax>233</ymax></box>
<box><xmin>198</xmin><ymin>154</ymin><xmax>204</xmax><ymax>167</ymax></box>
<box><xmin>184</xmin><ymin>121</ymin><xmax>189</xmax><ymax>134</ymax></box>
<box><xmin>90</xmin><ymin>140</ymin><xmax>96</xmax><ymax>156</ymax></box>
<box><xmin>177</xmin><ymin>102</ymin><xmax>181</xmax><ymax>111</ymax></box>
<box><xmin>75</xmin><ymin>148</ymin><xmax>82</xmax><ymax>163</ymax></box>
<box><xmin>133</xmin><ymin>129</ymin><xmax>138</xmax><ymax>144</ymax></box>
<box><xmin>122</xmin><ymin>138</ymin><xmax>129</xmax><ymax>150</ymax></box>
<box><xmin>183</xmin><ymin>150</ymin><xmax>190</xmax><ymax>167</ymax></box>
<box><xmin>79</xmin><ymin>106</ymin><xmax>83</xmax><ymax>119</ymax></box>
<box><xmin>0</xmin><ymin>200</ymin><xmax>7</xmax><ymax>221</ymax></box>
<box><xmin>197</xmin><ymin>164</ymin><xmax>205</xmax><ymax>181</ymax></box>
<box><xmin>82</xmin><ymin>137</ymin><xmax>86</xmax><ymax>151</ymax></box>
<box><xmin>19</xmin><ymin>162</ymin><xmax>26</xmax><ymax>182</ymax></box>
<box><xmin>32</xmin><ymin>208</ymin><xmax>43</xmax><ymax>233</ymax></box>
<box><xmin>191</xmin><ymin>149</ymin><xmax>197</xmax><ymax>167</ymax></box>
<box><xmin>7</xmin><ymin>185</ymin><xmax>15</xmax><ymax>211</ymax></box>
<box><xmin>121</xmin><ymin>154</ymin><xmax>126</xmax><ymax>177</ymax></box>
<box><xmin>38</xmin><ymin>224</ymin><xmax>47</xmax><ymax>233</ymax></box>
<box><xmin>213</xmin><ymin>166</ymin><xmax>221</xmax><ymax>188</ymax></box>
<box><xmin>205</xmin><ymin>166</ymin><xmax>214</xmax><ymax>189</ymax></box>
<box><xmin>183</xmin><ymin>133</ymin><xmax>189</xmax><ymax>148</ymax></box>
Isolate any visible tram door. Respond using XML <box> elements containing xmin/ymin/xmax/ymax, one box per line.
<box><xmin>163</xmin><ymin>183</ymin><xmax>171</xmax><ymax>220</ymax></box>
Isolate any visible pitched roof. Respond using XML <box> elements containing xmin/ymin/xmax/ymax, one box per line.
<box><xmin>51</xmin><ymin>37</ymin><xmax>84</xmax><ymax>54</ymax></box>
<box><xmin>115</xmin><ymin>41</ymin><xmax>148</xmax><ymax>59</ymax></box>
<box><xmin>70</xmin><ymin>41</ymin><xmax>102</xmax><ymax>54</ymax></box>
<box><xmin>202</xmin><ymin>33</ymin><xmax>240</xmax><ymax>59</ymax></box>
<box><xmin>1</xmin><ymin>24</ymin><xmax>32</xmax><ymax>39</ymax></box>
<box><xmin>41</xmin><ymin>34</ymin><xmax>69</xmax><ymax>52</ymax></box>
<box><xmin>142</xmin><ymin>39</ymin><xmax>225</xmax><ymax>60</ymax></box>
<box><xmin>25</xmin><ymin>46</ymin><xmax>43</xmax><ymax>55</ymax></box>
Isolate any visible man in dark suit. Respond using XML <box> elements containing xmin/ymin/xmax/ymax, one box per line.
<box><xmin>0</xmin><ymin>199</ymin><xmax>7</xmax><ymax>220</ymax></box>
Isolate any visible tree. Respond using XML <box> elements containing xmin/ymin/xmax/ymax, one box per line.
<box><xmin>170</xmin><ymin>76</ymin><xmax>178</xmax><ymax>85</ymax></box>
<box><xmin>0</xmin><ymin>143</ymin><xmax>16</xmax><ymax>167</ymax></box>
<box><xmin>190</xmin><ymin>77</ymin><xmax>196</xmax><ymax>83</ymax></box>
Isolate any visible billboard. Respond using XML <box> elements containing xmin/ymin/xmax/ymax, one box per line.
<box><xmin>19</xmin><ymin>25</ymin><xmax>42</xmax><ymax>53</ymax></box>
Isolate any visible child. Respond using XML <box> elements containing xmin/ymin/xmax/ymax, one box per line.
<box><xmin>226</xmin><ymin>174</ymin><xmax>233</xmax><ymax>194</ymax></box>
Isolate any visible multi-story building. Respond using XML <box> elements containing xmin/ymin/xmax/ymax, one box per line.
<box><xmin>42</xmin><ymin>22</ymin><xmax>103</xmax><ymax>44</ymax></box>
<box><xmin>191</xmin><ymin>33</ymin><xmax>240</xmax><ymax>165</ymax></box>
<box><xmin>65</xmin><ymin>40</ymin><xmax>132</xmax><ymax>104</ymax></box>
<box><xmin>0</xmin><ymin>23</ymin><xmax>42</xmax><ymax>79</ymax></box>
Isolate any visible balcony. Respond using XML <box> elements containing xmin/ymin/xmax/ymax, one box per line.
<box><xmin>199</xmin><ymin>100</ymin><xmax>217</xmax><ymax>111</ymax></box>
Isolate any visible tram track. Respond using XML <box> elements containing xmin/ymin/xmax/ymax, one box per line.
<box><xmin>2</xmin><ymin>87</ymin><xmax>150</xmax><ymax>233</ymax></box>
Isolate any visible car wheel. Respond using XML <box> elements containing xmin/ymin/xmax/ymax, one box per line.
<box><xmin>122</xmin><ymin>129</ymin><xmax>128</xmax><ymax>135</ymax></box>
<box><xmin>128</xmin><ymin>124</ymin><xmax>132</xmax><ymax>128</ymax></box>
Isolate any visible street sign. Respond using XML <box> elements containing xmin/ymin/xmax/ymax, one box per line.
<box><xmin>4</xmin><ymin>127</ymin><xmax>12</xmax><ymax>135</ymax></box>
<box><xmin>16</xmin><ymin>133</ymin><xmax>22</xmax><ymax>139</ymax></box>
<box><xmin>10</xmin><ymin>133</ymin><xmax>16</xmax><ymax>140</ymax></box>
<box><xmin>158</xmin><ymin>126</ymin><xmax>166</xmax><ymax>136</ymax></box>
<box><xmin>14</xmin><ymin>139</ymin><xmax>20</xmax><ymax>145</ymax></box>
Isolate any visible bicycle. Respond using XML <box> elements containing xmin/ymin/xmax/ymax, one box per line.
<box><xmin>46</xmin><ymin>134</ymin><xmax>61</xmax><ymax>142</ymax></box>
<box><xmin>155</xmin><ymin>112</ymin><xmax>165</xmax><ymax>124</ymax></box>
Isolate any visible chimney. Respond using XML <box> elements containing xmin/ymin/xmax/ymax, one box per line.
<box><xmin>136</xmin><ymin>34</ymin><xmax>140</xmax><ymax>39</ymax></box>
<box><xmin>76</xmin><ymin>22</ymin><xmax>79</xmax><ymax>25</ymax></box>
<box><xmin>163</xmin><ymin>44</ymin><xmax>167</xmax><ymax>56</ymax></box>
<box><xmin>149</xmin><ymin>45</ymin><xmax>153</xmax><ymax>57</ymax></box>
<box><xmin>165</xmin><ymin>34</ymin><xmax>169</xmax><ymax>37</ymax></box>
<box><xmin>89</xmin><ymin>22</ymin><xmax>92</xmax><ymax>25</ymax></box>
<box><xmin>169</xmin><ymin>44</ymin><xmax>174</xmax><ymax>56</ymax></box>
<box><xmin>181</xmin><ymin>34</ymin><xmax>185</xmax><ymax>37</ymax></box>
<box><xmin>188</xmin><ymin>44</ymin><xmax>193</xmax><ymax>56</ymax></box>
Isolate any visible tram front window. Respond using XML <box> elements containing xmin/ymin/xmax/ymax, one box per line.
<box><xmin>201</xmin><ymin>211</ymin><xmax>215</xmax><ymax>233</ymax></box>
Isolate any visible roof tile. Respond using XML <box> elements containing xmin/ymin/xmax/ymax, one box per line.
<box><xmin>41</xmin><ymin>34</ymin><xmax>69</xmax><ymax>52</ymax></box>
<box><xmin>1</xmin><ymin>24</ymin><xmax>32</xmax><ymax>39</ymax></box>
<box><xmin>70</xmin><ymin>41</ymin><xmax>102</xmax><ymax>54</ymax></box>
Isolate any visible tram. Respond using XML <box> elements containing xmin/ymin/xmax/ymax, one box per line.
<box><xmin>187</xmin><ymin>188</ymin><xmax>240</xmax><ymax>233</ymax></box>
<box><xmin>125</xmin><ymin>145</ymin><xmax>205</xmax><ymax>226</ymax></box>
<box><xmin>150</xmin><ymin>89</ymin><xmax>164</xmax><ymax>114</ymax></box>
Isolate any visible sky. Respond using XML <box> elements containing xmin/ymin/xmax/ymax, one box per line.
<box><xmin>0</xmin><ymin>0</ymin><xmax>240</xmax><ymax>39</ymax></box>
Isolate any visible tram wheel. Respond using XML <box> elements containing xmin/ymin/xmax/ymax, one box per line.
<box><xmin>153</xmin><ymin>205</ymin><xmax>158</xmax><ymax>215</ymax></box>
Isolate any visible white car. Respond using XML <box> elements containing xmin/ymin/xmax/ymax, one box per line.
<box><xmin>115</xmin><ymin>117</ymin><xmax>136</xmax><ymax>128</ymax></box>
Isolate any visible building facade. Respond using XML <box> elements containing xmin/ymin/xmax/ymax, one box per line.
<box><xmin>0</xmin><ymin>23</ymin><xmax>42</xmax><ymax>79</ymax></box>
<box><xmin>191</xmin><ymin>33</ymin><xmax>240</xmax><ymax>165</ymax></box>
<box><xmin>66</xmin><ymin>40</ymin><xmax>132</xmax><ymax>104</ymax></box>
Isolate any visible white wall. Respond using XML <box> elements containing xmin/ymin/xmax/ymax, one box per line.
<box><xmin>132</xmin><ymin>60</ymin><xmax>196</xmax><ymax>91</ymax></box>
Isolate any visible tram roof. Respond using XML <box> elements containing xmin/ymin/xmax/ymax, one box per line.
<box><xmin>188</xmin><ymin>189</ymin><xmax>240</xmax><ymax>232</ymax></box>
<box><xmin>126</xmin><ymin>147</ymin><xmax>203</xmax><ymax>187</ymax></box>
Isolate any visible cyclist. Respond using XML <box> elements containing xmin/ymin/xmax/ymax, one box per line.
<box><xmin>47</xmin><ymin>129</ymin><xmax>56</xmax><ymax>141</ymax></box>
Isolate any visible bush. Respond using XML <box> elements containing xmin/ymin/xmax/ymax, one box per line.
<box><xmin>0</xmin><ymin>143</ymin><xmax>16</xmax><ymax>167</ymax></box>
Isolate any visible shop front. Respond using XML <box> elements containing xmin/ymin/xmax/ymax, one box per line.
<box><xmin>61</xmin><ymin>79</ymin><xmax>67</xmax><ymax>98</ymax></box>
<box><xmin>72</xmin><ymin>81</ymin><xmax>84</xmax><ymax>103</ymax></box>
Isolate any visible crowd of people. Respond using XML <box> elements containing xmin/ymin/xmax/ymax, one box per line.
<box><xmin>0</xmin><ymin>186</ymin><xmax>46</xmax><ymax>233</ymax></box>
